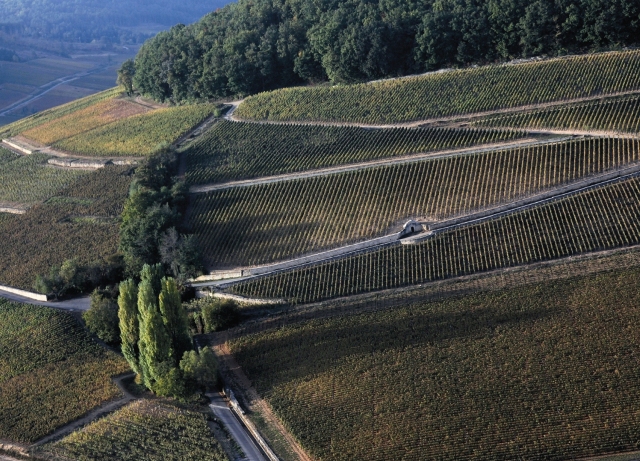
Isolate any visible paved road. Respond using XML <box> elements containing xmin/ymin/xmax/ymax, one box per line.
<box><xmin>0</xmin><ymin>289</ymin><xmax>90</xmax><ymax>311</ymax></box>
<box><xmin>207</xmin><ymin>393</ymin><xmax>267</xmax><ymax>461</ymax></box>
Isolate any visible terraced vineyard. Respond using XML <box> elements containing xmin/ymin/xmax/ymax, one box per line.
<box><xmin>0</xmin><ymin>300</ymin><xmax>129</xmax><ymax>443</ymax></box>
<box><xmin>0</xmin><ymin>153</ymin><xmax>89</xmax><ymax>207</ymax></box>
<box><xmin>54</xmin><ymin>104</ymin><xmax>216</xmax><ymax>157</ymax></box>
<box><xmin>0</xmin><ymin>147</ymin><xmax>17</xmax><ymax>164</ymax></box>
<box><xmin>233</xmin><ymin>175</ymin><xmax>640</xmax><ymax>303</ymax></box>
<box><xmin>0</xmin><ymin>87</ymin><xmax>122</xmax><ymax>139</ymax></box>
<box><xmin>0</xmin><ymin>165</ymin><xmax>132</xmax><ymax>289</ymax></box>
<box><xmin>21</xmin><ymin>98</ymin><xmax>151</xmax><ymax>145</ymax></box>
<box><xmin>236</xmin><ymin>50</ymin><xmax>640</xmax><ymax>124</ymax></box>
<box><xmin>474</xmin><ymin>94</ymin><xmax>640</xmax><ymax>134</ymax></box>
<box><xmin>42</xmin><ymin>400</ymin><xmax>228</xmax><ymax>461</ymax></box>
<box><xmin>183</xmin><ymin>121</ymin><xmax>524</xmax><ymax>185</ymax></box>
<box><xmin>230</xmin><ymin>268</ymin><xmax>640</xmax><ymax>460</ymax></box>
<box><xmin>190</xmin><ymin>137</ymin><xmax>640</xmax><ymax>268</ymax></box>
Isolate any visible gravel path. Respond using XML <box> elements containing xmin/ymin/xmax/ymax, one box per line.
<box><xmin>0</xmin><ymin>289</ymin><xmax>90</xmax><ymax>311</ymax></box>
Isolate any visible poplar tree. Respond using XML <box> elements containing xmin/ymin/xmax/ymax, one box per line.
<box><xmin>137</xmin><ymin>264</ymin><xmax>172</xmax><ymax>391</ymax></box>
<box><xmin>118</xmin><ymin>279</ymin><xmax>140</xmax><ymax>375</ymax></box>
<box><xmin>159</xmin><ymin>277</ymin><xmax>192</xmax><ymax>362</ymax></box>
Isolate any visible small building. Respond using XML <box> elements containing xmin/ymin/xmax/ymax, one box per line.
<box><xmin>399</xmin><ymin>220</ymin><xmax>423</xmax><ymax>238</ymax></box>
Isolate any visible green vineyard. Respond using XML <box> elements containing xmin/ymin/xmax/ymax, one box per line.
<box><xmin>44</xmin><ymin>400</ymin><xmax>228</xmax><ymax>461</ymax></box>
<box><xmin>54</xmin><ymin>104</ymin><xmax>216</xmax><ymax>157</ymax></box>
<box><xmin>475</xmin><ymin>94</ymin><xmax>640</xmax><ymax>133</ymax></box>
<box><xmin>0</xmin><ymin>165</ymin><xmax>132</xmax><ymax>290</ymax></box>
<box><xmin>0</xmin><ymin>300</ymin><xmax>129</xmax><ymax>443</ymax></box>
<box><xmin>233</xmin><ymin>174</ymin><xmax>640</xmax><ymax>303</ymax></box>
<box><xmin>0</xmin><ymin>87</ymin><xmax>122</xmax><ymax>139</ymax></box>
<box><xmin>236</xmin><ymin>50</ymin><xmax>640</xmax><ymax>124</ymax></box>
<box><xmin>0</xmin><ymin>147</ymin><xmax>17</xmax><ymax>164</ymax></box>
<box><xmin>230</xmin><ymin>268</ymin><xmax>640</xmax><ymax>460</ymax></box>
<box><xmin>190</xmin><ymin>137</ymin><xmax>640</xmax><ymax>268</ymax></box>
<box><xmin>183</xmin><ymin>121</ymin><xmax>524</xmax><ymax>185</ymax></box>
<box><xmin>0</xmin><ymin>153</ymin><xmax>89</xmax><ymax>207</ymax></box>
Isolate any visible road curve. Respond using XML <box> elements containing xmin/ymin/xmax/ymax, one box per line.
<box><xmin>0</xmin><ymin>288</ymin><xmax>90</xmax><ymax>311</ymax></box>
<box><xmin>207</xmin><ymin>393</ymin><xmax>267</xmax><ymax>461</ymax></box>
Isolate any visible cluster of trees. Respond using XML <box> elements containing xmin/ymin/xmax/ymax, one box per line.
<box><xmin>119</xmin><ymin>148</ymin><xmax>203</xmax><ymax>282</ymax></box>
<box><xmin>0</xmin><ymin>0</ymin><xmax>229</xmax><ymax>44</ymax></box>
<box><xmin>118</xmin><ymin>264</ymin><xmax>217</xmax><ymax>397</ymax></box>
<box><xmin>132</xmin><ymin>0</ymin><xmax>640</xmax><ymax>102</ymax></box>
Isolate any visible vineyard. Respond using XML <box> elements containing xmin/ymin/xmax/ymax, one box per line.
<box><xmin>190</xmin><ymin>137</ymin><xmax>640</xmax><ymax>268</ymax></box>
<box><xmin>0</xmin><ymin>153</ymin><xmax>89</xmax><ymax>207</ymax></box>
<box><xmin>0</xmin><ymin>300</ymin><xmax>129</xmax><ymax>443</ymax></box>
<box><xmin>21</xmin><ymin>98</ymin><xmax>151</xmax><ymax>145</ymax></box>
<box><xmin>42</xmin><ymin>400</ymin><xmax>228</xmax><ymax>461</ymax></box>
<box><xmin>233</xmin><ymin>174</ymin><xmax>640</xmax><ymax>303</ymax></box>
<box><xmin>474</xmin><ymin>94</ymin><xmax>640</xmax><ymax>134</ymax></box>
<box><xmin>0</xmin><ymin>147</ymin><xmax>17</xmax><ymax>164</ymax></box>
<box><xmin>0</xmin><ymin>165</ymin><xmax>132</xmax><ymax>289</ymax></box>
<box><xmin>183</xmin><ymin>120</ymin><xmax>524</xmax><ymax>185</ymax></box>
<box><xmin>53</xmin><ymin>104</ymin><xmax>216</xmax><ymax>157</ymax></box>
<box><xmin>236</xmin><ymin>50</ymin><xmax>640</xmax><ymax>124</ymax></box>
<box><xmin>230</xmin><ymin>268</ymin><xmax>640</xmax><ymax>460</ymax></box>
<box><xmin>0</xmin><ymin>87</ymin><xmax>122</xmax><ymax>139</ymax></box>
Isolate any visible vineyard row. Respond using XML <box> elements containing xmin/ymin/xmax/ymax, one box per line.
<box><xmin>183</xmin><ymin>120</ymin><xmax>524</xmax><ymax>185</ymax></box>
<box><xmin>475</xmin><ymin>94</ymin><xmax>640</xmax><ymax>134</ymax></box>
<box><xmin>237</xmin><ymin>50</ymin><xmax>640</xmax><ymax>124</ymax></box>
<box><xmin>190</xmin><ymin>137</ymin><xmax>640</xmax><ymax>268</ymax></box>
<box><xmin>232</xmin><ymin>175</ymin><xmax>640</xmax><ymax>303</ymax></box>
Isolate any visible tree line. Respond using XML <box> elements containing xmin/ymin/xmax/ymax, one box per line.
<box><xmin>132</xmin><ymin>0</ymin><xmax>640</xmax><ymax>102</ymax></box>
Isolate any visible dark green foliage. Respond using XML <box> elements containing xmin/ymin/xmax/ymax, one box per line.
<box><xmin>117</xmin><ymin>59</ymin><xmax>136</xmax><ymax>96</ymax></box>
<box><xmin>133</xmin><ymin>0</ymin><xmax>640</xmax><ymax>101</ymax></box>
<box><xmin>159</xmin><ymin>228</ymin><xmax>204</xmax><ymax>282</ymax></box>
<box><xmin>34</xmin><ymin>256</ymin><xmax>124</xmax><ymax>299</ymax></box>
<box><xmin>84</xmin><ymin>289</ymin><xmax>120</xmax><ymax>345</ymax></box>
<box><xmin>119</xmin><ymin>150</ymin><xmax>187</xmax><ymax>277</ymax></box>
<box><xmin>180</xmin><ymin>348</ymin><xmax>218</xmax><ymax>391</ymax></box>
<box><xmin>120</xmin><ymin>265</ymin><xmax>194</xmax><ymax>398</ymax></box>
<box><xmin>201</xmin><ymin>299</ymin><xmax>240</xmax><ymax>333</ymax></box>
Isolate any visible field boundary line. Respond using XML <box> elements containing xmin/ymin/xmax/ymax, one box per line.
<box><xmin>208</xmin><ymin>335</ymin><xmax>314</xmax><ymax>461</ymax></box>
<box><xmin>30</xmin><ymin>372</ymin><xmax>137</xmax><ymax>448</ymax></box>
<box><xmin>230</xmin><ymin>90</ymin><xmax>640</xmax><ymax>128</ymax></box>
<box><xmin>189</xmin><ymin>136</ymin><xmax>567</xmax><ymax>193</ymax></box>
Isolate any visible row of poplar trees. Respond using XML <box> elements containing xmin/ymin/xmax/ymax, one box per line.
<box><xmin>117</xmin><ymin>264</ymin><xmax>209</xmax><ymax>397</ymax></box>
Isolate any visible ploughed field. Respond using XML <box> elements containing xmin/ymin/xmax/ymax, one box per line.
<box><xmin>236</xmin><ymin>50</ymin><xmax>640</xmax><ymax>124</ymax></box>
<box><xmin>190</xmin><ymin>137</ymin><xmax>640</xmax><ymax>269</ymax></box>
<box><xmin>40</xmin><ymin>400</ymin><xmax>228</xmax><ymax>461</ymax></box>
<box><xmin>0</xmin><ymin>300</ymin><xmax>129</xmax><ymax>443</ymax></box>
<box><xmin>230</xmin><ymin>268</ymin><xmax>640</xmax><ymax>460</ymax></box>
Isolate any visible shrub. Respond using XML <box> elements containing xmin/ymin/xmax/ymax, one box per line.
<box><xmin>84</xmin><ymin>289</ymin><xmax>121</xmax><ymax>345</ymax></box>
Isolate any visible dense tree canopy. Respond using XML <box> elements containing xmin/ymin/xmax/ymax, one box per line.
<box><xmin>132</xmin><ymin>0</ymin><xmax>640</xmax><ymax>102</ymax></box>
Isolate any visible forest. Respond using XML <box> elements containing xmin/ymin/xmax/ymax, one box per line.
<box><xmin>132</xmin><ymin>0</ymin><xmax>640</xmax><ymax>102</ymax></box>
<box><xmin>0</xmin><ymin>0</ymin><xmax>230</xmax><ymax>44</ymax></box>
